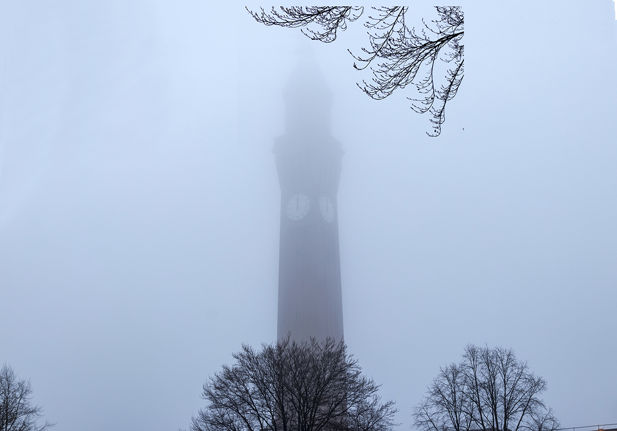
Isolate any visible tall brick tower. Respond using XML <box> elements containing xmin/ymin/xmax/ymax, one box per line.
<box><xmin>274</xmin><ymin>61</ymin><xmax>344</xmax><ymax>342</ymax></box>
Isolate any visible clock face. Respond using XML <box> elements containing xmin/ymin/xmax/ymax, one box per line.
<box><xmin>319</xmin><ymin>196</ymin><xmax>335</xmax><ymax>223</ymax></box>
<box><xmin>286</xmin><ymin>194</ymin><xmax>311</xmax><ymax>221</ymax></box>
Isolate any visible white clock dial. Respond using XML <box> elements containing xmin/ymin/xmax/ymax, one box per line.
<box><xmin>319</xmin><ymin>196</ymin><xmax>335</xmax><ymax>223</ymax></box>
<box><xmin>286</xmin><ymin>193</ymin><xmax>310</xmax><ymax>220</ymax></box>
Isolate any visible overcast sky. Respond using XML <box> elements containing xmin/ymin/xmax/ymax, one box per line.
<box><xmin>1</xmin><ymin>2</ymin><xmax>616</xmax><ymax>431</ymax></box>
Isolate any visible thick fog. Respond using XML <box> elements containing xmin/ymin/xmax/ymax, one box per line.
<box><xmin>1</xmin><ymin>1</ymin><xmax>616</xmax><ymax>431</ymax></box>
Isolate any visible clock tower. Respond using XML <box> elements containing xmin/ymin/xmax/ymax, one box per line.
<box><xmin>274</xmin><ymin>61</ymin><xmax>344</xmax><ymax>343</ymax></box>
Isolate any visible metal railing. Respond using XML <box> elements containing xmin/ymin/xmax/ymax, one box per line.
<box><xmin>557</xmin><ymin>423</ymin><xmax>617</xmax><ymax>431</ymax></box>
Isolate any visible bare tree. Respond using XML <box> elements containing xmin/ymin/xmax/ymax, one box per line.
<box><xmin>0</xmin><ymin>365</ymin><xmax>52</xmax><ymax>431</ymax></box>
<box><xmin>192</xmin><ymin>338</ymin><xmax>397</xmax><ymax>431</ymax></box>
<box><xmin>414</xmin><ymin>345</ymin><xmax>559</xmax><ymax>431</ymax></box>
<box><xmin>246</xmin><ymin>6</ymin><xmax>464</xmax><ymax>137</ymax></box>
<box><xmin>414</xmin><ymin>363</ymin><xmax>475</xmax><ymax>431</ymax></box>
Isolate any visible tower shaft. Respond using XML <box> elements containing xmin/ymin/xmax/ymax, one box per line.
<box><xmin>275</xmin><ymin>134</ymin><xmax>343</xmax><ymax>343</ymax></box>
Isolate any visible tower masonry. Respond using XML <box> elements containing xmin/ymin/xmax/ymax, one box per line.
<box><xmin>275</xmin><ymin>62</ymin><xmax>344</xmax><ymax>343</ymax></box>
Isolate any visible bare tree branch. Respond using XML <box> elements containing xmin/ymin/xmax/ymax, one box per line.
<box><xmin>246</xmin><ymin>7</ymin><xmax>364</xmax><ymax>43</ymax></box>
<box><xmin>414</xmin><ymin>346</ymin><xmax>559</xmax><ymax>431</ymax></box>
<box><xmin>0</xmin><ymin>365</ymin><xmax>52</xmax><ymax>431</ymax></box>
<box><xmin>192</xmin><ymin>338</ymin><xmax>397</xmax><ymax>431</ymax></box>
<box><xmin>246</xmin><ymin>6</ymin><xmax>464</xmax><ymax>137</ymax></box>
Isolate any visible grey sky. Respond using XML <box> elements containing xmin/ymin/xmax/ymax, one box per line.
<box><xmin>1</xmin><ymin>1</ymin><xmax>616</xmax><ymax>431</ymax></box>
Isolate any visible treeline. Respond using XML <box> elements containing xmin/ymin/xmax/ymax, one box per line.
<box><xmin>2</xmin><ymin>343</ymin><xmax>558</xmax><ymax>431</ymax></box>
<box><xmin>190</xmin><ymin>341</ymin><xmax>558</xmax><ymax>431</ymax></box>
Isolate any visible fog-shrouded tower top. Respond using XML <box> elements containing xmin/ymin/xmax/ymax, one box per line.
<box><xmin>275</xmin><ymin>59</ymin><xmax>344</xmax><ymax>343</ymax></box>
